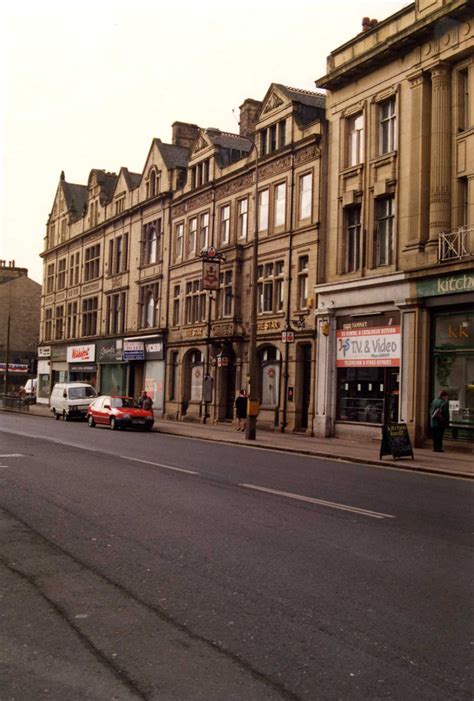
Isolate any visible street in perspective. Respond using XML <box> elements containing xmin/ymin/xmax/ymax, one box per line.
<box><xmin>0</xmin><ymin>410</ymin><xmax>473</xmax><ymax>700</ymax></box>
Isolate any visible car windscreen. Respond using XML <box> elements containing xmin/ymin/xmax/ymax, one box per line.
<box><xmin>111</xmin><ymin>397</ymin><xmax>137</xmax><ymax>409</ymax></box>
<box><xmin>68</xmin><ymin>387</ymin><xmax>97</xmax><ymax>400</ymax></box>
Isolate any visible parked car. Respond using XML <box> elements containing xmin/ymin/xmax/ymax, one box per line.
<box><xmin>50</xmin><ymin>382</ymin><xmax>97</xmax><ymax>421</ymax></box>
<box><xmin>87</xmin><ymin>395</ymin><xmax>154</xmax><ymax>431</ymax></box>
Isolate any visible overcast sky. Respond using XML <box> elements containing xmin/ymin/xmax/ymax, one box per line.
<box><xmin>1</xmin><ymin>0</ymin><xmax>404</xmax><ymax>284</ymax></box>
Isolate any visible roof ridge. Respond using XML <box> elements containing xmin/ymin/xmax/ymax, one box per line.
<box><xmin>282</xmin><ymin>84</ymin><xmax>325</xmax><ymax>98</ymax></box>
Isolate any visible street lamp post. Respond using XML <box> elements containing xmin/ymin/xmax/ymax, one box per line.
<box><xmin>245</xmin><ymin>139</ymin><xmax>259</xmax><ymax>440</ymax></box>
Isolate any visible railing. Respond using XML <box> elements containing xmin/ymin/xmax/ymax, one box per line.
<box><xmin>0</xmin><ymin>394</ymin><xmax>30</xmax><ymax>412</ymax></box>
<box><xmin>438</xmin><ymin>225</ymin><xmax>473</xmax><ymax>262</ymax></box>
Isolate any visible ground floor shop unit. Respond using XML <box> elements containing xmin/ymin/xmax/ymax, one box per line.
<box><xmin>314</xmin><ymin>268</ymin><xmax>474</xmax><ymax>447</ymax></box>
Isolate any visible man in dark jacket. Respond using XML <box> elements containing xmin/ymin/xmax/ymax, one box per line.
<box><xmin>138</xmin><ymin>390</ymin><xmax>153</xmax><ymax>411</ymax></box>
<box><xmin>430</xmin><ymin>390</ymin><xmax>449</xmax><ymax>452</ymax></box>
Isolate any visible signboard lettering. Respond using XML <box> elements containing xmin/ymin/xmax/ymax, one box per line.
<box><xmin>67</xmin><ymin>344</ymin><xmax>95</xmax><ymax>363</ymax></box>
<box><xmin>380</xmin><ymin>423</ymin><xmax>414</xmax><ymax>460</ymax></box>
<box><xmin>336</xmin><ymin>326</ymin><xmax>400</xmax><ymax>367</ymax></box>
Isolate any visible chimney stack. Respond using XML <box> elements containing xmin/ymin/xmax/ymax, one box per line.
<box><xmin>239</xmin><ymin>99</ymin><xmax>262</xmax><ymax>138</ymax></box>
<box><xmin>172</xmin><ymin>122</ymin><xmax>200</xmax><ymax>150</ymax></box>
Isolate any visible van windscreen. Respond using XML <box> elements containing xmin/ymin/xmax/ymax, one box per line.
<box><xmin>68</xmin><ymin>387</ymin><xmax>97</xmax><ymax>399</ymax></box>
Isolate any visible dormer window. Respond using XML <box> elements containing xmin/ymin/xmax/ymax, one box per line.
<box><xmin>260</xmin><ymin>120</ymin><xmax>286</xmax><ymax>157</ymax></box>
<box><xmin>191</xmin><ymin>159</ymin><xmax>210</xmax><ymax>189</ymax></box>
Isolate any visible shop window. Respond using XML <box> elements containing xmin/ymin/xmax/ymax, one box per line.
<box><xmin>374</xmin><ymin>197</ymin><xmax>394</xmax><ymax>267</ymax></box>
<box><xmin>347</xmin><ymin>113</ymin><xmax>364</xmax><ymax>167</ymax></box>
<box><xmin>379</xmin><ymin>97</ymin><xmax>396</xmax><ymax>155</ymax></box>
<box><xmin>432</xmin><ymin>311</ymin><xmax>474</xmax><ymax>438</ymax></box>
<box><xmin>84</xmin><ymin>244</ymin><xmax>101</xmax><ymax>281</ymax></box>
<box><xmin>259</xmin><ymin>346</ymin><xmax>281</xmax><ymax>409</ymax></box>
<box><xmin>337</xmin><ymin>367</ymin><xmax>399</xmax><ymax>424</ymax></box>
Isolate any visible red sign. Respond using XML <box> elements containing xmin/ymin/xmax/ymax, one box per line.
<box><xmin>202</xmin><ymin>261</ymin><xmax>220</xmax><ymax>290</ymax></box>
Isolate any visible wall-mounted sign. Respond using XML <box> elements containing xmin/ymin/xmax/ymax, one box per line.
<box><xmin>38</xmin><ymin>346</ymin><xmax>51</xmax><ymax>359</ymax></box>
<box><xmin>96</xmin><ymin>339</ymin><xmax>123</xmax><ymax>363</ymax></box>
<box><xmin>67</xmin><ymin>344</ymin><xmax>96</xmax><ymax>363</ymax></box>
<box><xmin>416</xmin><ymin>272</ymin><xmax>474</xmax><ymax>298</ymax></box>
<box><xmin>336</xmin><ymin>326</ymin><xmax>401</xmax><ymax>367</ymax></box>
<box><xmin>281</xmin><ymin>330</ymin><xmax>295</xmax><ymax>343</ymax></box>
<box><xmin>123</xmin><ymin>340</ymin><xmax>145</xmax><ymax>361</ymax></box>
<box><xmin>202</xmin><ymin>260</ymin><xmax>220</xmax><ymax>290</ymax></box>
<box><xmin>0</xmin><ymin>363</ymin><xmax>28</xmax><ymax>374</ymax></box>
<box><xmin>144</xmin><ymin>337</ymin><xmax>164</xmax><ymax>360</ymax></box>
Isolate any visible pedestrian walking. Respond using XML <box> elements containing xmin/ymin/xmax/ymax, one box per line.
<box><xmin>138</xmin><ymin>390</ymin><xmax>153</xmax><ymax>411</ymax></box>
<box><xmin>235</xmin><ymin>389</ymin><xmax>247</xmax><ymax>432</ymax></box>
<box><xmin>430</xmin><ymin>390</ymin><xmax>449</xmax><ymax>452</ymax></box>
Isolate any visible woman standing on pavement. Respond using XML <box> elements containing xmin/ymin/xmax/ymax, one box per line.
<box><xmin>430</xmin><ymin>390</ymin><xmax>450</xmax><ymax>452</ymax></box>
<box><xmin>235</xmin><ymin>389</ymin><xmax>248</xmax><ymax>432</ymax></box>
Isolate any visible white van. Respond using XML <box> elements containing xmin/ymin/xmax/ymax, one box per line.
<box><xmin>25</xmin><ymin>378</ymin><xmax>37</xmax><ymax>397</ymax></box>
<box><xmin>50</xmin><ymin>382</ymin><xmax>97</xmax><ymax>421</ymax></box>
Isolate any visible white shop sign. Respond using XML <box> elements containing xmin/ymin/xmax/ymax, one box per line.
<box><xmin>336</xmin><ymin>326</ymin><xmax>401</xmax><ymax>367</ymax></box>
<box><xmin>67</xmin><ymin>344</ymin><xmax>96</xmax><ymax>363</ymax></box>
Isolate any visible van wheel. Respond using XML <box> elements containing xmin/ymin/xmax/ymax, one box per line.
<box><xmin>110</xmin><ymin>417</ymin><xmax>117</xmax><ymax>431</ymax></box>
<box><xmin>63</xmin><ymin>411</ymin><xmax>69</xmax><ymax>422</ymax></box>
<box><xmin>88</xmin><ymin>415</ymin><xmax>95</xmax><ymax>428</ymax></box>
<box><xmin>54</xmin><ymin>410</ymin><xmax>60</xmax><ymax>421</ymax></box>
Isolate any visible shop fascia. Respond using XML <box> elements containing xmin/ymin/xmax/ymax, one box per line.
<box><xmin>123</xmin><ymin>335</ymin><xmax>164</xmax><ymax>362</ymax></box>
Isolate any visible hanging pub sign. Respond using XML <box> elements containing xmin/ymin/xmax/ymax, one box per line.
<box><xmin>380</xmin><ymin>423</ymin><xmax>414</xmax><ymax>460</ymax></box>
<box><xmin>202</xmin><ymin>260</ymin><xmax>220</xmax><ymax>290</ymax></box>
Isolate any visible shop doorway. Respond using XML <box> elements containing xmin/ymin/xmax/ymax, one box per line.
<box><xmin>296</xmin><ymin>343</ymin><xmax>312</xmax><ymax>430</ymax></box>
<box><xmin>217</xmin><ymin>348</ymin><xmax>236</xmax><ymax>421</ymax></box>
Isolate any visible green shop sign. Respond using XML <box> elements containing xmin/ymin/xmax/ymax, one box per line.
<box><xmin>416</xmin><ymin>271</ymin><xmax>474</xmax><ymax>298</ymax></box>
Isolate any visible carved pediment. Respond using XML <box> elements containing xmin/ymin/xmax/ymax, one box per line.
<box><xmin>262</xmin><ymin>91</ymin><xmax>285</xmax><ymax>115</ymax></box>
<box><xmin>193</xmin><ymin>135</ymin><xmax>209</xmax><ymax>154</ymax></box>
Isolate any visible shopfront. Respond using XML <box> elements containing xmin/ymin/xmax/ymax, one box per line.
<box><xmin>37</xmin><ymin>346</ymin><xmax>51</xmax><ymax>404</ymax></box>
<box><xmin>67</xmin><ymin>344</ymin><xmax>97</xmax><ymax>387</ymax></box>
<box><xmin>96</xmin><ymin>339</ymin><xmax>127</xmax><ymax>396</ymax></box>
<box><xmin>336</xmin><ymin>314</ymin><xmax>400</xmax><ymax>425</ymax></box>
<box><xmin>50</xmin><ymin>345</ymin><xmax>68</xmax><ymax>388</ymax></box>
<box><xmin>143</xmin><ymin>336</ymin><xmax>165</xmax><ymax>415</ymax></box>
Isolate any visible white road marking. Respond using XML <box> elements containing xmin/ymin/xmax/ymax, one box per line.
<box><xmin>239</xmin><ymin>483</ymin><xmax>395</xmax><ymax>520</ymax></box>
<box><xmin>122</xmin><ymin>456</ymin><xmax>199</xmax><ymax>475</ymax></box>
<box><xmin>0</xmin><ymin>454</ymin><xmax>24</xmax><ymax>458</ymax></box>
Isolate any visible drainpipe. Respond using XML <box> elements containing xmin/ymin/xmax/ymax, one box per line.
<box><xmin>281</xmin><ymin>152</ymin><xmax>296</xmax><ymax>433</ymax></box>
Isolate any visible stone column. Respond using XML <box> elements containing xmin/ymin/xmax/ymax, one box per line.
<box><xmin>404</xmin><ymin>72</ymin><xmax>431</xmax><ymax>251</ymax></box>
<box><xmin>427</xmin><ymin>63</ymin><xmax>452</xmax><ymax>247</ymax></box>
<box><xmin>313</xmin><ymin>309</ymin><xmax>336</xmax><ymax>438</ymax></box>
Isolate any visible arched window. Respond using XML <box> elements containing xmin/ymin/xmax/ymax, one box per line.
<box><xmin>190</xmin><ymin>350</ymin><xmax>203</xmax><ymax>401</ymax></box>
<box><xmin>259</xmin><ymin>346</ymin><xmax>281</xmax><ymax>408</ymax></box>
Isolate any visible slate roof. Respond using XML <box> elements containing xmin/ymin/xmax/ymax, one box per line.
<box><xmin>205</xmin><ymin>129</ymin><xmax>253</xmax><ymax>153</ymax></box>
<box><xmin>274</xmin><ymin>84</ymin><xmax>326</xmax><ymax>109</ymax></box>
<box><xmin>122</xmin><ymin>169</ymin><xmax>141</xmax><ymax>190</ymax></box>
<box><xmin>63</xmin><ymin>181</ymin><xmax>88</xmax><ymax>217</ymax></box>
<box><xmin>155</xmin><ymin>141</ymin><xmax>190</xmax><ymax>169</ymax></box>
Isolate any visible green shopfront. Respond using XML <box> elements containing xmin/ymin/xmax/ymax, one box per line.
<box><xmin>417</xmin><ymin>271</ymin><xmax>474</xmax><ymax>440</ymax></box>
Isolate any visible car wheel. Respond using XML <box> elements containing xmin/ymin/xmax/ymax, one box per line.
<box><xmin>88</xmin><ymin>415</ymin><xmax>95</xmax><ymax>428</ymax></box>
<box><xmin>110</xmin><ymin>417</ymin><xmax>117</xmax><ymax>431</ymax></box>
<box><xmin>54</xmin><ymin>410</ymin><xmax>60</xmax><ymax>421</ymax></box>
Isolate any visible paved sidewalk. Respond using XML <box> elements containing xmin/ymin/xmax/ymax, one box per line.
<box><xmin>11</xmin><ymin>402</ymin><xmax>474</xmax><ymax>479</ymax></box>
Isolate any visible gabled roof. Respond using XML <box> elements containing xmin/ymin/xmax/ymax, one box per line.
<box><xmin>62</xmin><ymin>181</ymin><xmax>88</xmax><ymax>218</ymax></box>
<box><xmin>155</xmin><ymin>140</ymin><xmax>189</xmax><ymax>169</ymax></box>
<box><xmin>273</xmin><ymin>84</ymin><xmax>326</xmax><ymax>109</ymax></box>
<box><xmin>122</xmin><ymin>168</ymin><xmax>141</xmax><ymax>190</ymax></box>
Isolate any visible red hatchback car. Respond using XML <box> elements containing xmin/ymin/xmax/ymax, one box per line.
<box><xmin>87</xmin><ymin>395</ymin><xmax>154</xmax><ymax>431</ymax></box>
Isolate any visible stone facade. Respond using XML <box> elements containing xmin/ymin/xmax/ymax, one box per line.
<box><xmin>314</xmin><ymin>0</ymin><xmax>474</xmax><ymax>445</ymax></box>
<box><xmin>39</xmin><ymin>84</ymin><xmax>325</xmax><ymax>430</ymax></box>
<box><xmin>0</xmin><ymin>261</ymin><xmax>41</xmax><ymax>392</ymax></box>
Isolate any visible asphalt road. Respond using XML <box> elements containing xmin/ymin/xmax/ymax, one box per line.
<box><xmin>0</xmin><ymin>412</ymin><xmax>472</xmax><ymax>700</ymax></box>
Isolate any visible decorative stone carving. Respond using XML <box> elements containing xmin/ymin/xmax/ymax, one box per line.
<box><xmin>262</xmin><ymin>92</ymin><xmax>284</xmax><ymax>114</ymax></box>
